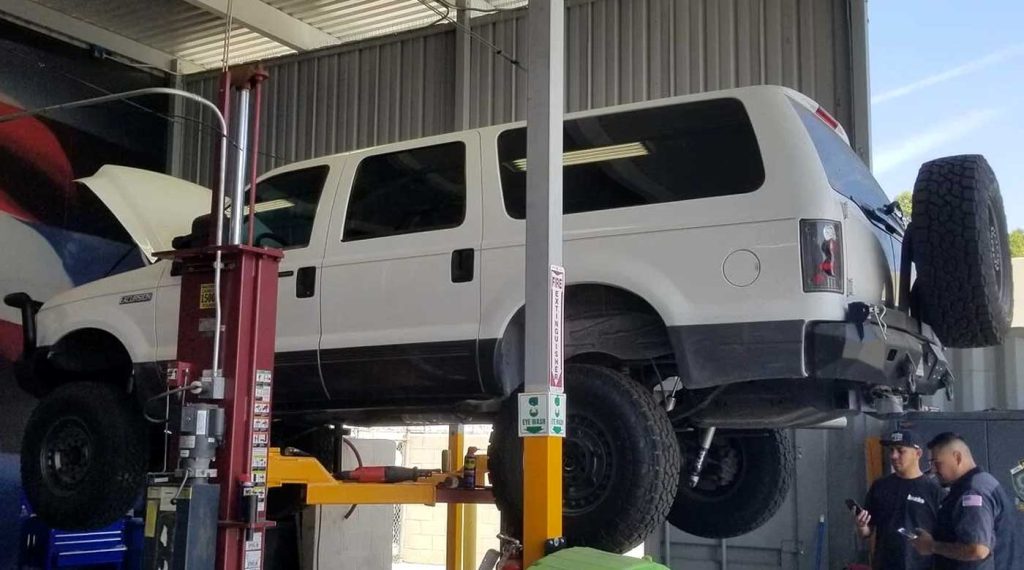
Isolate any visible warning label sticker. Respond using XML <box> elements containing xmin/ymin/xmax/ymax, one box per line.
<box><xmin>518</xmin><ymin>392</ymin><xmax>566</xmax><ymax>438</ymax></box>
<box><xmin>550</xmin><ymin>265</ymin><xmax>566</xmax><ymax>391</ymax></box>
<box><xmin>199</xmin><ymin>283</ymin><xmax>215</xmax><ymax>310</ymax></box>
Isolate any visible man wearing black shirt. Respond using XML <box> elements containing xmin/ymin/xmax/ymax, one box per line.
<box><xmin>911</xmin><ymin>432</ymin><xmax>1022</xmax><ymax>570</ymax></box>
<box><xmin>855</xmin><ymin>429</ymin><xmax>943</xmax><ymax>570</ymax></box>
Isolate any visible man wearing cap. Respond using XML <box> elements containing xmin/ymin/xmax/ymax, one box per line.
<box><xmin>854</xmin><ymin>429</ymin><xmax>944</xmax><ymax>570</ymax></box>
<box><xmin>910</xmin><ymin>432</ymin><xmax>1021</xmax><ymax>570</ymax></box>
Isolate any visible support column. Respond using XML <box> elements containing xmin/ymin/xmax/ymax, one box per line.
<box><xmin>446</xmin><ymin>425</ymin><xmax>465</xmax><ymax>570</ymax></box>
<box><xmin>522</xmin><ymin>1</ymin><xmax>566</xmax><ymax>566</ymax></box>
<box><xmin>454</xmin><ymin>0</ymin><xmax>472</xmax><ymax>131</ymax></box>
<box><xmin>166</xmin><ymin>59</ymin><xmax>186</xmax><ymax>178</ymax></box>
<box><xmin>849</xmin><ymin>0</ymin><xmax>872</xmax><ymax>165</ymax></box>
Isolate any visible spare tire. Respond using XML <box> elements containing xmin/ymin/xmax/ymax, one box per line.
<box><xmin>21</xmin><ymin>381</ymin><xmax>148</xmax><ymax>529</ymax></box>
<box><xmin>488</xmin><ymin>364</ymin><xmax>680</xmax><ymax>553</ymax></box>
<box><xmin>911</xmin><ymin>155</ymin><xmax>1012</xmax><ymax>348</ymax></box>
<box><xmin>668</xmin><ymin>429</ymin><xmax>793</xmax><ymax>539</ymax></box>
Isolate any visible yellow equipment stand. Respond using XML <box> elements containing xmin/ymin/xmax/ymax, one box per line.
<box><xmin>266</xmin><ymin>434</ymin><xmax>492</xmax><ymax>570</ymax></box>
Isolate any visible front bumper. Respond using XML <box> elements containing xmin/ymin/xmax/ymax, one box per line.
<box><xmin>668</xmin><ymin>312</ymin><xmax>950</xmax><ymax>395</ymax></box>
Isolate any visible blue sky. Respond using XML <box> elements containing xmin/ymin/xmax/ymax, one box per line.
<box><xmin>868</xmin><ymin>1</ymin><xmax>1024</xmax><ymax>229</ymax></box>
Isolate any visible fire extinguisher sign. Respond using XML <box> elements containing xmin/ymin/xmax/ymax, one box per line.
<box><xmin>550</xmin><ymin>265</ymin><xmax>565</xmax><ymax>391</ymax></box>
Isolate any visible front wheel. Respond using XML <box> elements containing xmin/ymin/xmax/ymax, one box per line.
<box><xmin>21</xmin><ymin>382</ymin><xmax>148</xmax><ymax>529</ymax></box>
<box><xmin>488</xmin><ymin>364</ymin><xmax>680</xmax><ymax>553</ymax></box>
<box><xmin>668</xmin><ymin>429</ymin><xmax>793</xmax><ymax>539</ymax></box>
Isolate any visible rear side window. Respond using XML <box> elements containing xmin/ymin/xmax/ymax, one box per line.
<box><xmin>497</xmin><ymin>98</ymin><xmax>765</xmax><ymax>219</ymax></box>
<box><xmin>343</xmin><ymin>142</ymin><xmax>466</xmax><ymax>241</ymax></box>
<box><xmin>243</xmin><ymin>165</ymin><xmax>329</xmax><ymax>249</ymax></box>
<box><xmin>792</xmin><ymin>102</ymin><xmax>889</xmax><ymax>209</ymax></box>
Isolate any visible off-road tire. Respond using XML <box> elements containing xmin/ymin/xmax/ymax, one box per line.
<box><xmin>488</xmin><ymin>364</ymin><xmax>680</xmax><ymax>553</ymax></box>
<box><xmin>911</xmin><ymin>154</ymin><xmax>1012</xmax><ymax>348</ymax></box>
<box><xmin>668</xmin><ymin>429</ymin><xmax>793</xmax><ymax>539</ymax></box>
<box><xmin>21</xmin><ymin>381</ymin><xmax>147</xmax><ymax>529</ymax></box>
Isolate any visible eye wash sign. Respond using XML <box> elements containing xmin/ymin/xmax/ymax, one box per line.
<box><xmin>519</xmin><ymin>393</ymin><xmax>567</xmax><ymax>437</ymax></box>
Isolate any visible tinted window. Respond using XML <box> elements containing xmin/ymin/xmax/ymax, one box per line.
<box><xmin>497</xmin><ymin>98</ymin><xmax>764</xmax><ymax>219</ymax></box>
<box><xmin>792</xmin><ymin>102</ymin><xmax>889</xmax><ymax>209</ymax></box>
<box><xmin>343</xmin><ymin>142</ymin><xmax>466</xmax><ymax>241</ymax></box>
<box><xmin>241</xmin><ymin>165</ymin><xmax>329</xmax><ymax>249</ymax></box>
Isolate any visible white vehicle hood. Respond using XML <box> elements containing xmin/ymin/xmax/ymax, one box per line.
<box><xmin>78</xmin><ymin>165</ymin><xmax>211</xmax><ymax>261</ymax></box>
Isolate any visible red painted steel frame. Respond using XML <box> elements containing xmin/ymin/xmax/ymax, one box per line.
<box><xmin>173</xmin><ymin>245</ymin><xmax>281</xmax><ymax>570</ymax></box>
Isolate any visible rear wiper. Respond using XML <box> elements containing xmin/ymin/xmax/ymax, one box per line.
<box><xmin>852</xmin><ymin>199</ymin><xmax>906</xmax><ymax>236</ymax></box>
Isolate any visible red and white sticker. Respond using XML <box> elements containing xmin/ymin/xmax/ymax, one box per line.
<box><xmin>550</xmin><ymin>265</ymin><xmax>565</xmax><ymax>391</ymax></box>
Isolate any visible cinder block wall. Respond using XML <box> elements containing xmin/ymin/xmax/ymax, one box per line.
<box><xmin>350</xmin><ymin>426</ymin><xmax>502</xmax><ymax>566</ymax></box>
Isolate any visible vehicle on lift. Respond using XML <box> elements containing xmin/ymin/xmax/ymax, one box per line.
<box><xmin>7</xmin><ymin>85</ymin><xmax>1012</xmax><ymax>553</ymax></box>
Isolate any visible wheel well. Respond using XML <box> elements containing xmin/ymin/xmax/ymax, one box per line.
<box><xmin>42</xmin><ymin>328</ymin><xmax>133</xmax><ymax>394</ymax></box>
<box><xmin>493</xmin><ymin>284</ymin><xmax>673</xmax><ymax>394</ymax></box>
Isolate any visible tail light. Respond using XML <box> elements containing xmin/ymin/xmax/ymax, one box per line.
<box><xmin>801</xmin><ymin>220</ymin><xmax>843</xmax><ymax>293</ymax></box>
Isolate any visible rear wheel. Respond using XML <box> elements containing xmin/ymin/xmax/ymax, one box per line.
<box><xmin>21</xmin><ymin>382</ymin><xmax>147</xmax><ymax>529</ymax></box>
<box><xmin>668</xmin><ymin>429</ymin><xmax>793</xmax><ymax>538</ymax></box>
<box><xmin>488</xmin><ymin>364</ymin><xmax>680</xmax><ymax>553</ymax></box>
<box><xmin>911</xmin><ymin>154</ymin><xmax>1012</xmax><ymax>347</ymax></box>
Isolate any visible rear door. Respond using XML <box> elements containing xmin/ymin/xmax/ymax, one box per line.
<box><xmin>318</xmin><ymin>134</ymin><xmax>483</xmax><ymax>403</ymax></box>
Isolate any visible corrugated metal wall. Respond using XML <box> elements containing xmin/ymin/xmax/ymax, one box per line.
<box><xmin>919</xmin><ymin>260</ymin><xmax>1024</xmax><ymax>413</ymax></box>
<box><xmin>176</xmin><ymin>0</ymin><xmax>867</xmax><ymax>185</ymax></box>
<box><xmin>647</xmin><ymin>424</ymin><xmax>872</xmax><ymax>569</ymax></box>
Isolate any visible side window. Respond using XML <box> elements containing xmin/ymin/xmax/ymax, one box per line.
<box><xmin>792</xmin><ymin>102</ymin><xmax>889</xmax><ymax>209</ymax></box>
<box><xmin>243</xmin><ymin>165</ymin><xmax>329</xmax><ymax>249</ymax></box>
<box><xmin>343</xmin><ymin>142</ymin><xmax>466</xmax><ymax>241</ymax></box>
<box><xmin>497</xmin><ymin>98</ymin><xmax>765</xmax><ymax>219</ymax></box>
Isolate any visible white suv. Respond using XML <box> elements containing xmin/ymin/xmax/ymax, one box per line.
<box><xmin>8</xmin><ymin>85</ymin><xmax>1011</xmax><ymax>552</ymax></box>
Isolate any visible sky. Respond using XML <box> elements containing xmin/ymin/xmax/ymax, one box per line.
<box><xmin>868</xmin><ymin>1</ymin><xmax>1024</xmax><ymax>229</ymax></box>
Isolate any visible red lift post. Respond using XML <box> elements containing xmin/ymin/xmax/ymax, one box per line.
<box><xmin>160</xmin><ymin>67</ymin><xmax>281</xmax><ymax>570</ymax></box>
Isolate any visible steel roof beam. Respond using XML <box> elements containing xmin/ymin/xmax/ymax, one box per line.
<box><xmin>0</xmin><ymin>0</ymin><xmax>203</xmax><ymax>74</ymax></box>
<box><xmin>180</xmin><ymin>0</ymin><xmax>340</xmax><ymax>52</ymax></box>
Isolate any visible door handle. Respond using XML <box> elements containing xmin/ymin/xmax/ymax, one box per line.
<box><xmin>451</xmin><ymin>249</ymin><xmax>474</xmax><ymax>283</ymax></box>
<box><xmin>296</xmin><ymin>266</ymin><xmax>316</xmax><ymax>298</ymax></box>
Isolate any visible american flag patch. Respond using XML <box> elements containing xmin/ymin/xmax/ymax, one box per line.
<box><xmin>962</xmin><ymin>494</ymin><xmax>984</xmax><ymax>507</ymax></box>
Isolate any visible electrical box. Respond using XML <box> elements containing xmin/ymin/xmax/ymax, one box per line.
<box><xmin>143</xmin><ymin>478</ymin><xmax>219</xmax><ymax>570</ymax></box>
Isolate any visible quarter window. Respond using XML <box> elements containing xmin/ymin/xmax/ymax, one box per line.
<box><xmin>497</xmin><ymin>98</ymin><xmax>765</xmax><ymax>219</ymax></box>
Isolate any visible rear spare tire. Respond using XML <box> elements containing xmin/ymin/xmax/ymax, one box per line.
<box><xmin>668</xmin><ymin>429</ymin><xmax>793</xmax><ymax>539</ymax></box>
<box><xmin>488</xmin><ymin>364</ymin><xmax>680</xmax><ymax>553</ymax></box>
<box><xmin>911</xmin><ymin>154</ymin><xmax>1012</xmax><ymax>348</ymax></box>
<box><xmin>21</xmin><ymin>382</ymin><xmax>148</xmax><ymax>529</ymax></box>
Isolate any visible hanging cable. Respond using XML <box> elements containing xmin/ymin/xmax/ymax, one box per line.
<box><xmin>0</xmin><ymin>45</ymin><xmax>286</xmax><ymax>164</ymax></box>
<box><xmin>221</xmin><ymin>0</ymin><xmax>236</xmax><ymax>70</ymax></box>
<box><xmin>414</xmin><ymin>0</ymin><xmax>527</xmax><ymax>72</ymax></box>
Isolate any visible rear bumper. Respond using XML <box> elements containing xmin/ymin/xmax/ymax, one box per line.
<box><xmin>668</xmin><ymin>313</ymin><xmax>950</xmax><ymax>394</ymax></box>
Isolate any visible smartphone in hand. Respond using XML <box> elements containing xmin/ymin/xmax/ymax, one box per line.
<box><xmin>897</xmin><ymin>527</ymin><xmax>919</xmax><ymax>540</ymax></box>
<box><xmin>845</xmin><ymin>499</ymin><xmax>864</xmax><ymax>514</ymax></box>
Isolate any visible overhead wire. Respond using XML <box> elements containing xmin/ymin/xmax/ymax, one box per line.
<box><xmin>414</xmin><ymin>0</ymin><xmax>527</xmax><ymax>72</ymax></box>
<box><xmin>432</xmin><ymin>0</ymin><xmax>522</xmax><ymax>13</ymax></box>
<box><xmin>0</xmin><ymin>44</ymin><xmax>287</xmax><ymax>165</ymax></box>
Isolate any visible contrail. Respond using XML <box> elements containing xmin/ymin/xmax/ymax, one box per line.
<box><xmin>872</xmin><ymin>44</ymin><xmax>1024</xmax><ymax>105</ymax></box>
<box><xmin>873</xmin><ymin>108</ymin><xmax>1001</xmax><ymax>175</ymax></box>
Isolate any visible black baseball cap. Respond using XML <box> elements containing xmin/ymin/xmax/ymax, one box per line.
<box><xmin>882</xmin><ymin>429</ymin><xmax>923</xmax><ymax>449</ymax></box>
